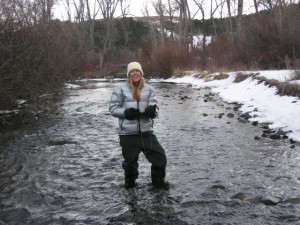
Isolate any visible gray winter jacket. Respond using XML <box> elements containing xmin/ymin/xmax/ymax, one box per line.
<box><xmin>109</xmin><ymin>83</ymin><xmax>158</xmax><ymax>135</ymax></box>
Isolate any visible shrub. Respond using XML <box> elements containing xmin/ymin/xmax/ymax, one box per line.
<box><xmin>234</xmin><ymin>72</ymin><xmax>250</xmax><ymax>83</ymax></box>
<box><xmin>215</xmin><ymin>73</ymin><xmax>229</xmax><ymax>80</ymax></box>
<box><xmin>149</xmin><ymin>42</ymin><xmax>180</xmax><ymax>78</ymax></box>
<box><xmin>0</xmin><ymin>21</ymin><xmax>89</xmax><ymax>110</ymax></box>
<box><xmin>203</xmin><ymin>74</ymin><xmax>210</xmax><ymax>82</ymax></box>
<box><xmin>277</xmin><ymin>83</ymin><xmax>300</xmax><ymax>97</ymax></box>
<box><xmin>257</xmin><ymin>76</ymin><xmax>300</xmax><ymax>97</ymax></box>
<box><xmin>234</xmin><ymin>72</ymin><xmax>259</xmax><ymax>83</ymax></box>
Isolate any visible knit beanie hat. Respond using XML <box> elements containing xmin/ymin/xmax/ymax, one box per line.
<box><xmin>127</xmin><ymin>62</ymin><xmax>144</xmax><ymax>77</ymax></box>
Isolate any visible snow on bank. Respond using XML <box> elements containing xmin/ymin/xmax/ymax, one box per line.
<box><xmin>151</xmin><ymin>70</ymin><xmax>300</xmax><ymax>142</ymax></box>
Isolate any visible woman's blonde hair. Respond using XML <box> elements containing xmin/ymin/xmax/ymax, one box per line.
<box><xmin>128</xmin><ymin>76</ymin><xmax>145</xmax><ymax>102</ymax></box>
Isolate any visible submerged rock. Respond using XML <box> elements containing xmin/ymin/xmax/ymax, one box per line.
<box><xmin>260</xmin><ymin>196</ymin><xmax>282</xmax><ymax>205</ymax></box>
<box><xmin>263</xmin><ymin>129</ymin><xmax>272</xmax><ymax>134</ymax></box>
<box><xmin>211</xmin><ymin>185</ymin><xmax>226</xmax><ymax>190</ymax></box>
<box><xmin>231</xmin><ymin>193</ymin><xmax>247</xmax><ymax>201</ymax></box>
<box><xmin>218</xmin><ymin>113</ymin><xmax>224</xmax><ymax>118</ymax></box>
<box><xmin>238</xmin><ymin>117</ymin><xmax>248</xmax><ymax>123</ymax></box>
<box><xmin>227</xmin><ymin>113</ymin><xmax>234</xmax><ymax>118</ymax></box>
<box><xmin>269</xmin><ymin>134</ymin><xmax>281</xmax><ymax>140</ymax></box>
<box><xmin>239</xmin><ymin>112</ymin><xmax>251</xmax><ymax>119</ymax></box>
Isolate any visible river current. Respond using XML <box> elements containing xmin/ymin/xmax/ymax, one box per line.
<box><xmin>0</xmin><ymin>81</ymin><xmax>299</xmax><ymax>225</ymax></box>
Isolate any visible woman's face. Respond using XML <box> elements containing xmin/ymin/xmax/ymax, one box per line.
<box><xmin>130</xmin><ymin>69</ymin><xmax>142</xmax><ymax>83</ymax></box>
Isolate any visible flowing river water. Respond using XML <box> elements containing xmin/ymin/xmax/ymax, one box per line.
<box><xmin>0</xmin><ymin>81</ymin><xmax>300</xmax><ymax>225</ymax></box>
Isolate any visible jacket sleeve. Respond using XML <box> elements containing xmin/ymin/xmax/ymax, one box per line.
<box><xmin>148</xmin><ymin>86</ymin><xmax>159</xmax><ymax>117</ymax></box>
<box><xmin>109</xmin><ymin>86</ymin><xmax>126</xmax><ymax>119</ymax></box>
<box><xmin>148</xmin><ymin>85</ymin><xmax>159</xmax><ymax>106</ymax></box>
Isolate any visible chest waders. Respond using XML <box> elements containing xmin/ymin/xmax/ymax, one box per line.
<box><xmin>121</xmin><ymin>102</ymin><xmax>167</xmax><ymax>189</ymax></box>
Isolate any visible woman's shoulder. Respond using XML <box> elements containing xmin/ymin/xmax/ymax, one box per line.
<box><xmin>142</xmin><ymin>83</ymin><xmax>155</xmax><ymax>90</ymax></box>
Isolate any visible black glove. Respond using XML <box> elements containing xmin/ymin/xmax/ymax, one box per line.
<box><xmin>143</xmin><ymin>105</ymin><xmax>157</xmax><ymax>119</ymax></box>
<box><xmin>124</xmin><ymin>108</ymin><xmax>140</xmax><ymax>120</ymax></box>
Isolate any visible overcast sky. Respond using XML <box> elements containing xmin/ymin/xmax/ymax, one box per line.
<box><xmin>53</xmin><ymin>0</ymin><xmax>256</xmax><ymax>21</ymax></box>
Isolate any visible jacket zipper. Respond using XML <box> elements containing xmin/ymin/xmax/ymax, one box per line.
<box><xmin>137</xmin><ymin>101</ymin><xmax>141</xmax><ymax>134</ymax></box>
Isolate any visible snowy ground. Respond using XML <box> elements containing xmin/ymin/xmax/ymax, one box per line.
<box><xmin>150</xmin><ymin>70</ymin><xmax>300</xmax><ymax>142</ymax></box>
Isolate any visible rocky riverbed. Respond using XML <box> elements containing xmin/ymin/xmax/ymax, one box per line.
<box><xmin>0</xmin><ymin>81</ymin><xmax>299</xmax><ymax>224</ymax></box>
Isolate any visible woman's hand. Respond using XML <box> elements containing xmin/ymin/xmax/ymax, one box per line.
<box><xmin>143</xmin><ymin>105</ymin><xmax>157</xmax><ymax>119</ymax></box>
<box><xmin>124</xmin><ymin>108</ymin><xmax>140</xmax><ymax>120</ymax></box>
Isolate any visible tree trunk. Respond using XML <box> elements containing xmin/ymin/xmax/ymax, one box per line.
<box><xmin>253</xmin><ymin>0</ymin><xmax>258</xmax><ymax>13</ymax></box>
<box><xmin>97</xmin><ymin>0</ymin><xmax>121</xmax><ymax>70</ymax></box>
<box><xmin>226</xmin><ymin>0</ymin><xmax>233</xmax><ymax>34</ymax></box>
<box><xmin>237</xmin><ymin>0</ymin><xmax>243</xmax><ymax>35</ymax></box>
<box><xmin>166</xmin><ymin>0</ymin><xmax>175</xmax><ymax>43</ymax></box>
<box><xmin>153</xmin><ymin>0</ymin><xmax>166</xmax><ymax>43</ymax></box>
<box><xmin>176</xmin><ymin>0</ymin><xmax>191</xmax><ymax>51</ymax></box>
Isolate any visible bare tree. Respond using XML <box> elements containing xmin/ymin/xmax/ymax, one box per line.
<box><xmin>192</xmin><ymin>0</ymin><xmax>225</xmax><ymax>40</ymax></box>
<box><xmin>175</xmin><ymin>0</ymin><xmax>192</xmax><ymax>50</ymax></box>
<box><xmin>118</xmin><ymin>0</ymin><xmax>131</xmax><ymax>48</ymax></box>
<box><xmin>192</xmin><ymin>0</ymin><xmax>207</xmax><ymax>68</ymax></box>
<box><xmin>120</xmin><ymin>0</ymin><xmax>130</xmax><ymax>17</ymax></box>
<box><xmin>85</xmin><ymin>0</ymin><xmax>101</xmax><ymax>48</ymax></box>
<box><xmin>258</xmin><ymin>0</ymin><xmax>298</xmax><ymax>10</ymax></box>
<box><xmin>218</xmin><ymin>0</ymin><xmax>227</xmax><ymax>18</ymax></box>
<box><xmin>237</xmin><ymin>0</ymin><xmax>243</xmax><ymax>34</ymax></box>
<box><xmin>97</xmin><ymin>0</ymin><xmax>121</xmax><ymax>69</ymax></box>
<box><xmin>257</xmin><ymin>0</ymin><xmax>273</xmax><ymax>10</ymax></box>
<box><xmin>253</xmin><ymin>0</ymin><xmax>259</xmax><ymax>12</ymax></box>
<box><xmin>141</xmin><ymin>1</ymin><xmax>151</xmax><ymax>17</ymax></box>
<box><xmin>72</xmin><ymin>0</ymin><xmax>85</xmax><ymax>22</ymax></box>
<box><xmin>210</xmin><ymin>0</ymin><xmax>227</xmax><ymax>34</ymax></box>
<box><xmin>0</xmin><ymin>0</ymin><xmax>57</xmax><ymax>25</ymax></box>
<box><xmin>0</xmin><ymin>0</ymin><xmax>89</xmax><ymax>109</ymax></box>
<box><xmin>164</xmin><ymin>0</ymin><xmax>178</xmax><ymax>42</ymax></box>
<box><xmin>153</xmin><ymin>0</ymin><xmax>166</xmax><ymax>43</ymax></box>
<box><xmin>30</xmin><ymin>0</ymin><xmax>56</xmax><ymax>21</ymax></box>
<box><xmin>141</xmin><ymin>2</ymin><xmax>159</xmax><ymax>49</ymax></box>
<box><xmin>63</xmin><ymin>0</ymin><xmax>73</xmax><ymax>21</ymax></box>
<box><xmin>193</xmin><ymin>1</ymin><xmax>205</xmax><ymax>40</ymax></box>
<box><xmin>226</xmin><ymin>0</ymin><xmax>233</xmax><ymax>34</ymax></box>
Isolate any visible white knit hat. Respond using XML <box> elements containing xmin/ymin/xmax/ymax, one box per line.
<box><xmin>127</xmin><ymin>62</ymin><xmax>144</xmax><ymax>77</ymax></box>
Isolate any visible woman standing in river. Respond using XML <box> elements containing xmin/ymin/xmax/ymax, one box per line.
<box><xmin>109</xmin><ymin>62</ymin><xmax>167</xmax><ymax>189</ymax></box>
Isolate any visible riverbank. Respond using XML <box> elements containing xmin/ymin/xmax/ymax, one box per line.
<box><xmin>150</xmin><ymin>69</ymin><xmax>300</xmax><ymax>143</ymax></box>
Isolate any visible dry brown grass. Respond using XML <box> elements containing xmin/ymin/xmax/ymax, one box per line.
<box><xmin>233</xmin><ymin>72</ymin><xmax>259</xmax><ymax>83</ymax></box>
<box><xmin>233</xmin><ymin>71</ymin><xmax>300</xmax><ymax>97</ymax></box>
<box><xmin>203</xmin><ymin>74</ymin><xmax>210</xmax><ymax>82</ymax></box>
<box><xmin>192</xmin><ymin>71</ymin><xmax>229</xmax><ymax>82</ymax></box>
<box><xmin>256</xmin><ymin>76</ymin><xmax>300</xmax><ymax>97</ymax></box>
<box><xmin>215</xmin><ymin>73</ymin><xmax>229</xmax><ymax>80</ymax></box>
<box><xmin>192</xmin><ymin>73</ymin><xmax>204</xmax><ymax>79</ymax></box>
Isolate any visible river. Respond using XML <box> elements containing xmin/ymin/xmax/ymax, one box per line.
<box><xmin>0</xmin><ymin>81</ymin><xmax>299</xmax><ymax>225</ymax></box>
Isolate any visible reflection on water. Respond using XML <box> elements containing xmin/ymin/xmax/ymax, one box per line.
<box><xmin>0</xmin><ymin>82</ymin><xmax>299</xmax><ymax>224</ymax></box>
